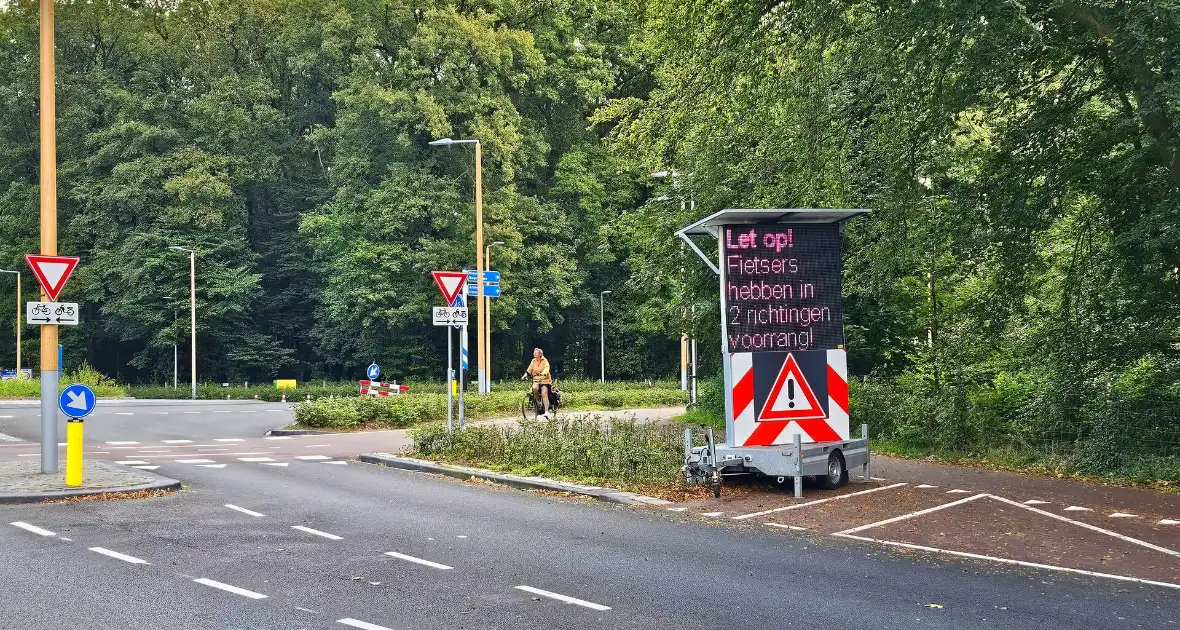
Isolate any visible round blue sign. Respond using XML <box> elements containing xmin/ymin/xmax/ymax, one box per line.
<box><xmin>366</xmin><ymin>363</ymin><xmax>380</xmax><ymax>380</ymax></box>
<box><xmin>59</xmin><ymin>383</ymin><xmax>96</xmax><ymax>419</ymax></box>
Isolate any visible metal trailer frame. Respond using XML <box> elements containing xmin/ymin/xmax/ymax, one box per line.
<box><xmin>675</xmin><ymin>209</ymin><xmax>872</xmax><ymax>497</ymax></box>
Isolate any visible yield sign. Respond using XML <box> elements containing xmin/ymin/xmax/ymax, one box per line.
<box><xmin>758</xmin><ymin>353</ymin><xmax>825</xmax><ymax>422</ymax></box>
<box><xmin>25</xmin><ymin>254</ymin><xmax>79</xmax><ymax>302</ymax></box>
<box><xmin>431</xmin><ymin>271</ymin><xmax>468</xmax><ymax>306</ymax></box>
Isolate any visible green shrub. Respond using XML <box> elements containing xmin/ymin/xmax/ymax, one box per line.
<box><xmin>0</xmin><ymin>362</ymin><xmax>126</xmax><ymax>399</ymax></box>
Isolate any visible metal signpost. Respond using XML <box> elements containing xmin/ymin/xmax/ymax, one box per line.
<box><xmin>432</xmin><ymin>271</ymin><xmax>469</xmax><ymax>431</ymax></box>
<box><xmin>366</xmin><ymin>363</ymin><xmax>380</xmax><ymax>381</ymax></box>
<box><xmin>24</xmin><ymin>252</ymin><xmax>79</xmax><ymax>475</ymax></box>
<box><xmin>676</xmin><ymin>209</ymin><xmax>873</xmax><ymax>498</ymax></box>
<box><xmin>59</xmin><ymin>383</ymin><xmax>95</xmax><ymax>486</ymax></box>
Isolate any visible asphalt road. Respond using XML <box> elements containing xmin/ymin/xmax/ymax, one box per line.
<box><xmin>2</xmin><ymin>401</ymin><xmax>1178</xmax><ymax>629</ymax></box>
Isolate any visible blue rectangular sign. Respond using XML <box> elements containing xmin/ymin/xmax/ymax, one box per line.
<box><xmin>467</xmin><ymin>270</ymin><xmax>501</xmax><ymax>284</ymax></box>
<box><xmin>467</xmin><ymin>283</ymin><xmax>501</xmax><ymax>297</ymax></box>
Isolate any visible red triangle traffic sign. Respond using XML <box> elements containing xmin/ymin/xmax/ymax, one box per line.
<box><xmin>432</xmin><ymin>271</ymin><xmax>468</xmax><ymax>306</ymax></box>
<box><xmin>25</xmin><ymin>254</ymin><xmax>80</xmax><ymax>302</ymax></box>
<box><xmin>758</xmin><ymin>353</ymin><xmax>826</xmax><ymax>422</ymax></box>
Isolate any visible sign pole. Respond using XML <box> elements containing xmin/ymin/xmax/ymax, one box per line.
<box><xmin>14</xmin><ymin>273</ymin><xmax>20</xmax><ymax>376</ymax></box>
<box><xmin>459</xmin><ymin>324</ymin><xmax>467</xmax><ymax>428</ymax></box>
<box><xmin>65</xmin><ymin>417</ymin><xmax>82</xmax><ymax>486</ymax></box>
<box><xmin>189</xmin><ymin>249</ymin><xmax>197</xmax><ymax>400</ymax></box>
<box><xmin>38</xmin><ymin>0</ymin><xmax>58</xmax><ymax>474</ymax></box>
<box><xmin>447</xmin><ymin>327</ymin><xmax>454</xmax><ymax>433</ymax></box>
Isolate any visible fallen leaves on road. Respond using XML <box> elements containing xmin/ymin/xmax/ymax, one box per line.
<box><xmin>41</xmin><ymin>488</ymin><xmax>174</xmax><ymax>504</ymax></box>
<box><xmin>926</xmin><ymin>603</ymin><xmax>944</xmax><ymax>609</ymax></box>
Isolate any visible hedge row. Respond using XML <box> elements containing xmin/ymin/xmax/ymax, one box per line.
<box><xmin>293</xmin><ymin>387</ymin><xmax>688</xmax><ymax>429</ymax></box>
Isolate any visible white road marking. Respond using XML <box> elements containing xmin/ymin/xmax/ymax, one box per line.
<box><xmin>132</xmin><ymin>466</ymin><xmax>160</xmax><ymax>470</ymax></box>
<box><xmin>214</xmin><ymin>438</ymin><xmax>244</xmax><ymax>442</ymax></box>
<box><xmin>105</xmin><ymin>441</ymin><xmax>139</xmax><ymax>445</ymax></box>
<box><xmin>240</xmin><ymin>410</ymin><xmax>259</xmax><ymax>414</ymax></box>
<box><xmin>322</xmin><ymin>461</ymin><xmax>347</xmax><ymax>465</ymax></box>
<box><xmin>1109</xmin><ymin>512</ymin><xmax>1138</xmax><ymax>518</ymax></box>
<box><xmin>1159</xmin><ymin>519</ymin><xmax>1180</xmax><ymax>525</ymax></box>
<box><xmin>262</xmin><ymin>463</ymin><xmax>290</xmax><ymax>467</ymax></box>
<box><xmin>988</xmin><ymin>495</ymin><xmax>1180</xmax><ymax>558</ymax></box>
<box><xmin>946</xmin><ymin>489</ymin><xmax>972</xmax><ymax>494</ymax></box>
<box><xmin>264</xmin><ymin>436</ymin><xmax>293</xmax><ymax>440</ymax></box>
<box><xmin>835</xmin><ymin>532</ymin><xmax>1180</xmax><ymax>590</ymax></box>
<box><xmin>198</xmin><ymin>449</ymin><xmax>230</xmax><ymax>452</ymax></box>
<box><xmin>137</xmin><ymin>450</ymin><xmax>171</xmax><ymax>454</ymax></box>
<box><xmin>383</xmin><ymin>551</ymin><xmax>452</xmax><ymax>570</ymax></box>
<box><xmin>229</xmin><ymin>452</ymin><xmax>266</xmax><ymax>456</ymax></box>
<box><xmin>116</xmin><ymin>460</ymin><xmax>149</xmax><ymax>465</ymax></box>
<box><xmin>835</xmin><ymin>494</ymin><xmax>989</xmax><ymax>535</ymax></box>
<box><xmin>213</xmin><ymin>411</ymin><xmax>232</xmax><ymax>414</ymax></box>
<box><xmin>85</xmin><ymin>451</ymin><xmax>110</xmax><ymax>454</ymax></box>
<box><xmin>700</xmin><ymin>512</ymin><xmax>724</xmax><ymax>517</ymax></box>
<box><xmin>456</xmin><ymin>535</ymin><xmax>468</xmax><ymax>539</ymax></box>
<box><xmin>197</xmin><ymin>464</ymin><xmax>227</xmax><ymax>468</ymax></box>
<box><xmin>225</xmin><ymin>504</ymin><xmax>265</xmax><ymax>517</ymax></box>
<box><xmin>292</xmin><ymin>526</ymin><xmax>342</xmax><ymax>540</ymax></box>
<box><xmin>514</xmin><ymin>585</ymin><xmax>611</xmax><ymax>611</ymax></box>
<box><xmin>182</xmin><ymin>411</ymin><xmax>201</xmax><ymax>414</ymax></box>
<box><xmin>870</xmin><ymin>477</ymin><xmax>887</xmax><ymax>481</ymax></box>
<box><xmin>17</xmin><ymin>453</ymin><xmax>38</xmax><ymax>457</ymax></box>
<box><xmin>0</xmin><ymin>415</ymin><xmax>12</xmax><ymax>418</ymax></box>
<box><xmin>60</xmin><ymin>538</ymin><xmax>72</xmax><ymax>541</ymax></box>
<box><xmin>915</xmin><ymin>484</ymin><xmax>938</xmax><ymax>489</ymax></box>
<box><xmin>177</xmin><ymin>459</ymin><xmax>216</xmax><ymax>464</ymax></box>
<box><xmin>1064</xmin><ymin>506</ymin><xmax>1092</xmax><ymax>512</ymax></box>
<box><xmin>305</xmin><ymin>444</ymin><xmax>331</xmax><ymax>448</ymax></box>
<box><xmin>338</xmin><ymin>619</ymin><xmax>396</xmax><ymax>630</ymax></box>
<box><xmin>765</xmin><ymin>523</ymin><xmax>807</xmax><ymax>531</ymax></box>
<box><xmin>89</xmin><ymin>547</ymin><xmax>149</xmax><ymax>564</ymax></box>
<box><xmin>11</xmin><ymin>522</ymin><xmax>55</xmax><ymax>536</ymax></box>
<box><xmin>297</xmin><ymin>455</ymin><xmax>331</xmax><ymax>460</ymax></box>
<box><xmin>666</xmin><ymin>507</ymin><xmax>688</xmax><ymax>512</ymax></box>
<box><xmin>732</xmin><ymin>483</ymin><xmax>909</xmax><ymax>520</ymax></box>
<box><xmin>150</xmin><ymin>412</ymin><xmax>170</xmax><ymax>415</ymax></box>
<box><xmin>1023</xmin><ymin>500</ymin><xmax>1049</xmax><ymax>505</ymax></box>
<box><xmin>162</xmin><ymin>440</ymin><xmax>193</xmax><ymax>444</ymax></box>
<box><xmin>238</xmin><ymin>457</ymin><xmax>275</xmax><ymax>462</ymax></box>
<box><xmin>193</xmin><ymin>578</ymin><xmax>268</xmax><ymax>599</ymax></box>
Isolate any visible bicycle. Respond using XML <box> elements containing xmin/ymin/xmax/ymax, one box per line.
<box><xmin>520</xmin><ymin>374</ymin><xmax>560</xmax><ymax>420</ymax></box>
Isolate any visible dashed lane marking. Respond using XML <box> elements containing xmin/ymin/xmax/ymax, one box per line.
<box><xmin>322</xmin><ymin>461</ymin><xmax>347</xmax><ymax>466</ymax></box>
<box><xmin>946</xmin><ymin>489</ymin><xmax>972</xmax><ymax>494</ymax></box>
<box><xmin>115</xmin><ymin>413</ymin><xmax>133</xmax><ymax>416</ymax></box>
<box><xmin>177</xmin><ymin>459</ymin><xmax>216</xmax><ymax>464</ymax></box>
<box><xmin>732</xmin><ymin>483</ymin><xmax>909</xmax><ymax>521</ymax></box>
<box><xmin>193</xmin><ymin>578</ymin><xmax>268</xmax><ymax>599</ymax></box>
<box><xmin>264</xmin><ymin>436</ymin><xmax>294</xmax><ymax>440</ymax></box>
<box><xmin>1023</xmin><ymin>500</ymin><xmax>1049</xmax><ymax>505</ymax></box>
<box><xmin>1063</xmin><ymin>506</ymin><xmax>1092</xmax><ymax>512</ymax></box>
<box><xmin>225</xmin><ymin>504</ymin><xmax>265</xmax><ymax>517</ymax></box>
<box><xmin>116</xmin><ymin>460</ymin><xmax>149</xmax><ymax>465</ymax></box>
<box><xmin>105</xmin><ymin>441</ymin><xmax>139</xmax><ymax>445</ymax></box>
<box><xmin>213</xmin><ymin>438</ymin><xmax>244</xmax><ymax>442</ymax></box>
<box><xmin>238</xmin><ymin>457</ymin><xmax>275</xmax><ymax>462</ymax></box>
<box><xmin>666</xmin><ymin>507</ymin><xmax>688</xmax><ymax>512</ymax></box>
<box><xmin>297</xmin><ymin>455</ymin><xmax>331</xmax><ymax>460</ymax></box>
<box><xmin>292</xmin><ymin>526</ymin><xmax>342</xmax><ymax>540</ymax></box>
<box><xmin>338</xmin><ymin>619</ymin><xmax>396</xmax><ymax>630</ymax></box>
<box><xmin>514</xmin><ymin>585</ymin><xmax>611</xmax><ymax>611</ymax></box>
<box><xmin>765</xmin><ymin>523</ymin><xmax>807</xmax><ymax>531</ymax></box>
<box><xmin>915</xmin><ymin>484</ymin><xmax>938</xmax><ymax>489</ymax></box>
<box><xmin>162</xmin><ymin>440</ymin><xmax>193</xmax><ymax>444</ymax></box>
<box><xmin>700</xmin><ymin>512</ymin><xmax>723</xmax><ymax>517</ymax></box>
<box><xmin>197</xmin><ymin>464</ymin><xmax>227</xmax><ymax>468</ymax></box>
<box><xmin>1160</xmin><ymin>519</ymin><xmax>1180</xmax><ymax>526</ymax></box>
<box><xmin>262</xmin><ymin>463</ymin><xmax>290</xmax><ymax>467</ymax></box>
<box><xmin>132</xmin><ymin>466</ymin><xmax>160</xmax><ymax>470</ymax></box>
<box><xmin>10</xmin><ymin>522</ymin><xmax>55</xmax><ymax>537</ymax></box>
<box><xmin>89</xmin><ymin>547</ymin><xmax>149</xmax><ymax>564</ymax></box>
<box><xmin>383</xmin><ymin>551</ymin><xmax>452</xmax><ymax>570</ymax></box>
<box><xmin>1109</xmin><ymin>512</ymin><xmax>1138</xmax><ymax>518</ymax></box>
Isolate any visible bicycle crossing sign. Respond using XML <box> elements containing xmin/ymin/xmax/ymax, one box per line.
<box><xmin>26</xmin><ymin>302</ymin><xmax>79</xmax><ymax>326</ymax></box>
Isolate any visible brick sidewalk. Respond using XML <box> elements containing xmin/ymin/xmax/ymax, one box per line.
<box><xmin>0</xmin><ymin>460</ymin><xmax>166</xmax><ymax>494</ymax></box>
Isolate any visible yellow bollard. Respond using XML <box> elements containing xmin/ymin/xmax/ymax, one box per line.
<box><xmin>65</xmin><ymin>419</ymin><xmax>83</xmax><ymax>486</ymax></box>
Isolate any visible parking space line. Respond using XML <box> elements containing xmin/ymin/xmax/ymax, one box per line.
<box><xmin>514</xmin><ymin>585</ymin><xmax>611</xmax><ymax>611</ymax></box>
<box><xmin>338</xmin><ymin>619</ymin><xmax>395</xmax><ymax>630</ymax></box>
<box><xmin>1109</xmin><ymin>512</ymin><xmax>1138</xmax><ymax>518</ymax></box>
<box><xmin>835</xmin><ymin>533</ymin><xmax>1180</xmax><ymax>590</ymax></box>
<box><xmin>834</xmin><ymin>493</ymin><xmax>988</xmax><ymax>535</ymax></box>
<box><xmin>732</xmin><ymin>482</ymin><xmax>908</xmax><ymax>520</ymax></box>
<box><xmin>988</xmin><ymin>495</ymin><xmax>1180</xmax><ymax>557</ymax></box>
<box><xmin>292</xmin><ymin>526</ymin><xmax>342</xmax><ymax>540</ymax></box>
<box><xmin>700</xmin><ymin>512</ymin><xmax>723</xmax><ymax>517</ymax></box>
<box><xmin>10</xmin><ymin>522</ymin><xmax>56</xmax><ymax>537</ymax></box>
<box><xmin>89</xmin><ymin>547</ymin><xmax>149</xmax><ymax>564</ymax></box>
<box><xmin>1161</xmin><ymin>519</ymin><xmax>1180</xmax><ymax>526</ymax></box>
<box><xmin>383</xmin><ymin>551</ymin><xmax>452</xmax><ymax>570</ymax></box>
<box><xmin>193</xmin><ymin>578</ymin><xmax>268</xmax><ymax>599</ymax></box>
<box><xmin>765</xmin><ymin>523</ymin><xmax>807</xmax><ymax>531</ymax></box>
<box><xmin>1064</xmin><ymin>506</ymin><xmax>1092</xmax><ymax>511</ymax></box>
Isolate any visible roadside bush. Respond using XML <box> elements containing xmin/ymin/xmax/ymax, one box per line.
<box><xmin>0</xmin><ymin>362</ymin><xmax>126</xmax><ymax>399</ymax></box>
<box><xmin>294</xmin><ymin>398</ymin><xmax>360</xmax><ymax>428</ymax></box>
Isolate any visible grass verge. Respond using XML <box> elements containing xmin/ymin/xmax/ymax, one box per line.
<box><xmin>408</xmin><ymin>416</ymin><xmax>710</xmax><ymax>501</ymax></box>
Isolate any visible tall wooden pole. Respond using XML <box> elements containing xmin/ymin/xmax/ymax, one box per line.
<box><xmin>39</xmin><ymin>0</ymin><xmax>59</xmax><ymax>473</ymax></box>
<box><xmin>474</xmin><ymin>142</ymin><xmax>485</xmax><ymax>394</ymax></box>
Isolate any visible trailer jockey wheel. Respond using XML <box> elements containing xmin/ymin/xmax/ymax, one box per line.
<box><xmin>711</xmin><ymin>471</ymin><xmax>721</xmax><ymax>498</ymax></box>
<box><xmin>819</xmin><ymin>451</ymin><xmax>847</xmax><ymax>490</ymax></box>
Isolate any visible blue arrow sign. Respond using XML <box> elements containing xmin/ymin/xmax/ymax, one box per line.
<box><xmin>467</xmin><ymin>283</ymin><xmax>501</xmax><ymax>297</ymax></box>
<box><xmin>58</xmin><ymin>383</ymin><xmax>96</xmax><ymax>419</ymax></box>
<box><xmin>467</xmin><ymin>270</ymin><xmax>501</xmax><ymax>284</ymax></box>
<box><xmin>366</xmin><ymin>363</ymin><xmax>380</xmax><ymax>380</ymax></box>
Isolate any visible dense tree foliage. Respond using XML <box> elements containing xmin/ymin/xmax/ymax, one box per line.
<box><xmin>1</xmin><ymin>1</ymin><xmax>1177</xmax><ymax>472</ymax></box>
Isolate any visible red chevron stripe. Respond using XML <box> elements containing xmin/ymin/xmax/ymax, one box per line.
<box><xmin>732</xmin><ymin>367</ymin><xmax>754</xmax><ymax>418</ymax></box>
<box><xmin>827</xmin><ymin>365</ymin><xmax>849</xmax><ymax>415</ymax></box>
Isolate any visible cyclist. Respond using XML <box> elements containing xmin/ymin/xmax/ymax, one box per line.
<box><xmin>523</xmin><ymin>347</ymin><xmax>553</xmax><ymax>419</ymax></box>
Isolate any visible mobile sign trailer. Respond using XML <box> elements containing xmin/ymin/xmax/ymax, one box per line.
<box><xmin>676</xmin><ymin>209</ymin><xmax>873</xmax><ymax>498</ymax></box>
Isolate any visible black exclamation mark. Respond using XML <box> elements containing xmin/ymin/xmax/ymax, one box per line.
<box><xmin>787</xmin><ymin>378</ymin><xmax>796</xmax><ymax>408</ymax></box>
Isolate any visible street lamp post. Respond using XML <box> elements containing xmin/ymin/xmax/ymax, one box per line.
<box><xmin>484</xmin><ymin>240</ymin><xmax>503</xmax><ymax>392</ymax></box>
<box><xmin>163</xmin><ymin>296</ymin><xmax>177</xmax><ymax>389</ymax></box>
<box><xmin>168</xmin><ymin>247</ymin><xmax>197</xmax><ymax>399</ymax></box>
<box><xmin>600</xmin><ymin>290</ymin><xmax>611</xmax><ymax>383</ymax></box>
<box><xmin>429</xmin><ymin>137</ymin><xmax>487</xmax><ymax>395</ymax></box>
<box><xmin>652</xmin><ymin>171</ymin><xmax>696</xmax><ymax>393</ymax></box>
<box><xmin>0</xmin><ymin>270</ymin><xmax>20</xmax><ymax>376</ymax></box>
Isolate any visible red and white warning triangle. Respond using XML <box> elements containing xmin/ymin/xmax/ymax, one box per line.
<box><xmin>25</xmin><ymin>254</ymin><xmax>80</xmax><ymax>302</ymax></box>
<box><xmin>431</xmin><ymin>271</ymin><xmax>468</xmax><ymax>306</ymax></box>
<box><xmin>758</xmin><ymin>353</ymin><xmax>825</xmax><ymax>422</ymax></box>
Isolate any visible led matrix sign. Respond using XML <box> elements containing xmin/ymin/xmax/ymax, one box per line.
<box><xmin>722</xmin><ymin>224</ymin><xmax>844</xmax><ymax>352</ymax></box>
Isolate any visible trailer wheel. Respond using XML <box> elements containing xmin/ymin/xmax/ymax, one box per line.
<box><xmin>711</xmin><ymin>471</ymin><xmax>721</xmax><ymax>498</ymax></box>
<box><xmin>819</xmin><ymin>452</ymin><xmax>846</xmax><ymax>489</ymax></box>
